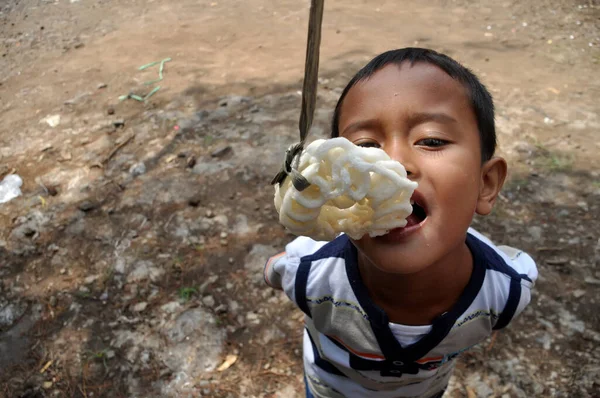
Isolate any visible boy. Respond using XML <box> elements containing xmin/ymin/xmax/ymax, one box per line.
<box><xmin>264</xmin><ymin>48</ymin><xmax>538</xmax><ymax>398</ymax></box>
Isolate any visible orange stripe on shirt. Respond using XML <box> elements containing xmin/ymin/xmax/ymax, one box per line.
<box><xmin>264</xmin><ymin>251</ymin><xmax>286</xmax><ymax>287</ymax></box>
<box><xmin>415</xmin><ymin>356</ymin><xmax>444</xmax><ymax>364</ymax></box>
<box><xmin>329</xmin><ymin>335</ymin><xmax>386</xmax><ymax>360</ymax></box>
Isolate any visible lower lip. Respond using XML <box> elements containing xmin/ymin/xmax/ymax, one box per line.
<box><xmin>376</xmin><ymin>218</ymin><xmax>427</xmax><ymax>243</ymax></box>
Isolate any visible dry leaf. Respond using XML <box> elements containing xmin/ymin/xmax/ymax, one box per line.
<box><xmin>466</xmin><ymin>386</ymin><xmax>477</xmax><ymax>398</ymax></box>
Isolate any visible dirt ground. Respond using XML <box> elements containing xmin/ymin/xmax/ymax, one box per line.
<box><xmin>0</xmin><ymin>0</ymin><xmax>599</xmax><ymax>397</ymax></box>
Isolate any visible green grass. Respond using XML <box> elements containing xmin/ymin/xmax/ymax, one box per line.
<box><xmin>84</xmin><ymin>349</ymin><xmax>110</xmax><ymax>371</ymax></box>
<box><xmin>178</xmin><ymin>287</ymin><xmax>197</xmax><ymax>302</ymax></box>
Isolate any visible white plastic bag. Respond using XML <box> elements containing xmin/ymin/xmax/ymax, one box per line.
<box><xmin>0</xmin><ymin>174</ymin><xmax>23</xmax><ymax>204</ymax></box>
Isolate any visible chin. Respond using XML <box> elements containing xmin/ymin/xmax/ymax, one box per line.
<box><xmin>374</xmin><ymin>250</ymin><xmax>436</xmax><ymax>275</ymax></box>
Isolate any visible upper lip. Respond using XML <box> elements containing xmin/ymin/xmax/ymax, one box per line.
<box><xmin>410</xmin><ymin>189</ymin><xmax>428</xmax><ymax>215</ymax></box>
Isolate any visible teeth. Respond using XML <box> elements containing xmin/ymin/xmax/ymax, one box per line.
<box><xmin>410</xmin><ymin>199</ymin><xmax>415</xmax><ymax>205</ymax></box>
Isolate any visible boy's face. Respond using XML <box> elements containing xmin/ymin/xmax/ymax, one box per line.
<box><xmin>338</xmin><ymin>63</ymin><xmax>506</xmax><ymax>274</ymax></box>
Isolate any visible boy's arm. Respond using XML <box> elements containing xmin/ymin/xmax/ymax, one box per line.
<box><xmin>264</xmin><ymin>236</ymin><xmax>326</xmax><ymax>303</ymax></box>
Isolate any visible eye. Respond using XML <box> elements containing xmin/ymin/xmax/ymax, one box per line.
<box><xmin>416</xmin><ymin>138</ymin><xmax>448</xmax><ymax>148</ymax></box>
<box><xmin>355</xmin><ymin>140</ymin><xmax>381</xmax><ymax>148</ymax></box>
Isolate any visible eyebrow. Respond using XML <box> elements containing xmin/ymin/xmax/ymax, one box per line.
<box><xmin>407</xmin><ymin>112</ymin><xmax>458</xmax><ymax>128</ymax></box>
<box><xmin>340</xmin><ymin>119</ymin><xmax>381</xmax><ymax>136</ymax></box>
<box><xmin>341</xmin><ymin>112</ymin><xmax>457</xmax><ymax>136</ymax></box>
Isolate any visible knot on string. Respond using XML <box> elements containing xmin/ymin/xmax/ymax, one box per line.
<box><xmin>270</xmin><ymin>142</ymin><xmax>311</xmax><ymax>191</ymax></box>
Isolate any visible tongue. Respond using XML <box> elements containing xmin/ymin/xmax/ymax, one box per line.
<box><xmin>404</xmin><ymin>213</ymin><xmax>420</xmax><ymax>227</ymax></box>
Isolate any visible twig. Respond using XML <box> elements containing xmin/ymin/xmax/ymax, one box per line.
<box><xmin>102</xmin><ymin>134</ymin><xmax>135</xmax><ymax>165</ymax></box>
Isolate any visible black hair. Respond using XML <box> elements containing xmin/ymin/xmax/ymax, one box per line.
<box><xmin>331</xmin><ymin>48</ymin><xmax>496</xmax><ymax>161</ymax></box>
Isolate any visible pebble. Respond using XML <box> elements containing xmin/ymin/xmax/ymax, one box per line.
<box><xmin>132</xmin><ymin>302</ymin><xmax>148</xmax><ymax>312</ymax></box>
<box><xmin>246</xmin><ymin>312</ymin><xmax>259</xmax><ymax>321</ymax></box>
<box><xmin>49</xmin><ymin>296</ymin><xmax>58</xmax><ymax>307</ymax></box>
<box><xmin>220</xmin><ymin>232</ymin><xmax>228</xmax><ymax>239</ymax></box>
<box><xmin>42</xmin><ymin>381</ymin><xmax>53</xmax><ymax>389</ymax></box>
<box><xmin>113</xmin><ymin>119</ymin><xmax>125</xmax><ymax>128</ymax></box>
<box><xmin>202</xmin><ymin>295</ymin><xmax>216</xmax><ymax>308</ymax></box>
<box><xmin>527</xmin><ymin>226</ymin><xmax>543</xmax><ymax>241</ymax></box>
<box><xmin>572</xmin><ymin>289</ymin><xmax>586</xmax><ymax>298</ymax></box>
<box><xmin>79</xmin><ymin>200</ymin><xmax>98</xmax><ymax>212</ymax></box>
<box><xmin>215</xmin><ymin>304</ymin><xmax>228</xmax><ymax>314</ymax></box>
<box><xmin>211</xmin><ymin>144</ymin><xmax>233</xmax><ymax>158</ymax></box>
<box><xmin>129</xmin><ymin>162</ymin><xmax>146</xmax><ymax>177</ymax></box>
<box><xmin>97</xmin><ymin>83</ymin><xmax>108</xmax><ymax>89</ymax></box>
<box><xmin>107</xmin><ymin>107</ymin><xmax>115</xmax><ymax>115</ymax></box>
<box><xmin>206</xmin><ymin>210</ymin><xmax>214</xmax><ymax>218</ymax></box>
<box><xmin>186</xmin><ymin>155</ymin><xmax>197</xmax><ymax>168</ymax></box>
<box><xmin>584</xmin><ymin>277</ymin><xmax>600</xmax><ymax>285</ymax></box>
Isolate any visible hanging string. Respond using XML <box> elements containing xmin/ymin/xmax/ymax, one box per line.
<box><xmin>271</xmin><ymin>0</ymin><xmax>325</xmax><ymax>192</ymax></box>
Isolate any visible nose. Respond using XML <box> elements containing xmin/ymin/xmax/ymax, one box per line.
<box><xmin>385</xmin><ymin>139</ymin><xmax>417</xmax><ymax>179</ymax></box>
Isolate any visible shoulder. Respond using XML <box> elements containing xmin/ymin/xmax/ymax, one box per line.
<box><xmin>467</xmin><ymin>228</ymin><xmax>538</xmax><ymax>285</ymax></box>
<box><xmin>264</xmin><ymin>235</ymin><xmax>352</xmax><ymax>290</ymax></box>
<box><xmin>466</xmin><ymin>228</ymin><xmax>538</xmax><ymax>330</ymax></box>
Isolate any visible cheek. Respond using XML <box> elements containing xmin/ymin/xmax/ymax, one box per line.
<box><xmin>432</xmin><ymin>164</ymin><xmax>481</xmax><ymax>216</ymax></box>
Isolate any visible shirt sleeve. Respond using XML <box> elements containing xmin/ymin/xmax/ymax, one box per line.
<box><xmin>263</xmin><ymin>236</ymin><xmax>326</xmax><ymax>305</ymax></box>
<box><xmin>495</xmin><ymin>245</ymin><xmax>538</xmax><ymax>329</ymax></box>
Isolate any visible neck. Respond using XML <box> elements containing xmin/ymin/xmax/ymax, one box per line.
<box><xmin>357</xmin><ymin>242</ymin><xmax>473</xmax><ymax>325</ymax></box>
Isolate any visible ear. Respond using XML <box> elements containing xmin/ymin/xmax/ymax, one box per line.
<box><xmin>476</xmin><ymin>157</ymin><xmax>507</xmax><ymax>215</ymax></box>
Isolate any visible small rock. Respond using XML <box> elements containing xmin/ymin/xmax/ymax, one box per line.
<box><xmin>106</xmin><ymin>350</ymin><xmax>116</xmax><ymax>359</ymax></box>
<box><xmin>129</xmin><ymin>162</ymin><xmax>146</xmax><ymax>177</ymax></box>
<box><xmin>107</xmin><ymin>107</ymin><xmax>115</xmax><ymax>115</ymax></box>
<box><xmin>60</xmin><ymin>268</ymin><xmax>67</xmax><ymax>275</ymax></box>
<box><xmin>572</xmin><ymin>289</ymin><xmax>586</xmax><ymax>298</ymax></box>
<box><xmin>186</xmin><ymin>155</ymin><xmax>197</xmax><ymax>168</ymax></box>
<box><xmin>161</xmin><ymin>301</ymin><xmax>182</xmax><ymax>314</ymax></box>
<box><xmin>215</xmin><ymin>304</ymin><xmax>228</xmax><ymax>314</ymax></box>
<box><xmin>97</xmin><ymin>83</ymin><xmax>108</xmax><ymax>89</ymax></box>
<box><xmin>42</xmin><ymin>381</ymin><xmax>53</xmax><ymax>389</ymax></box>
<box><xmin>127</xmin><ymin>261</ymin><xmax>165</xmax><ymax>283</ymax></box>
<box><xmin>220</xmin><ymin>232</ymin><xmax>228</xmax><ymax>239</ymax></box>
<box><xmin>0</xmin><ymin>302</ymin><xmax>27</xmax><ymax>328</ymax></box>
<box><xmin>79</xmin><ymin>200</ymin><xmax>98</xmax><ymax>212</ymax></box>
<box><xmin>527</xmin><ymin>226</ymin><xmax>543</xmax><ymax>241</ymax></box>
<box><xmin>211</xmin><ymin>145</ymin><xmax>233</xmax><ymax>158</ymax></box>
<box><xmin>202</xmin><ymin>296</ymin><xmax>216</xmax><ymax>308</ymax></box>
<box><xmin>246</xmin><ymin>312</ymin><xmax>259</xmax><ymax>321</ymax></box>
<box><xmin>227</xmin><ymin>301</ymin><xmax>240</xmax><ymax>316</ymax></box>
<box><xmin>205</xmin><ymin>210</ymin><xmax>214</xmax><ymax>218</ymax></box>
<box><xmin>41</xmin><ymin>114</ymin><xmax>61</xmax><ymax>128</ymax></box>
<box><xmin>113</xmin><ymin>119</ymin><xmax>125</xmax><ymax>128</ymax></box>
<box><xmin>49</xmin><ymin>296</ymin><xmax>58</xmax><ymax>307</ymax></box>
<box><xmin>84</xmin><ymin>275</ymin><xmax>99</xmax><ymax>285</ymax></box>
<box><xmin>132</xmin><ymin>302</ymin><xmax>148</xmax><ymax>312</ymax></box>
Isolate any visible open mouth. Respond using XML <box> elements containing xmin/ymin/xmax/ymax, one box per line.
<box><xmin>405</xmin><ymin>193</ymin><xmax>428</xmax><ymax>228</ymax></box>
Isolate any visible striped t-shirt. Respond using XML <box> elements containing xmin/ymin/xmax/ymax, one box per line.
<box><xmin>264</xmin><ymin>228</ymin><xmax>537</xmax><ymax>398</ymax></box>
